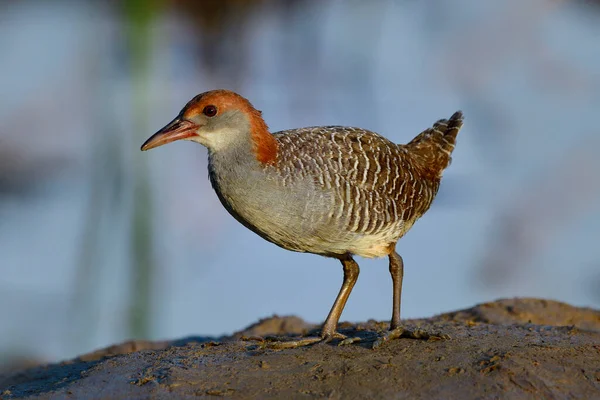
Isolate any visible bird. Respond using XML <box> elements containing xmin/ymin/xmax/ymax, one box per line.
<box><xmin>141</xmin><ymin>90</ymin><xmax>463</xmax><ymax>348</ymax></box>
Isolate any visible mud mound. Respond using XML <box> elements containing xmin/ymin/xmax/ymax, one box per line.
<box><xmin>1</xmin><ymin>298</ymin><xmax>599</xmax><ymax>399</ymax></box>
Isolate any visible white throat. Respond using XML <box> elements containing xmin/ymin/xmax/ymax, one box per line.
<box><xmin>190</xmin><ymin>126</ymin><xmax>250</xmax><ymax>152</ymax></box>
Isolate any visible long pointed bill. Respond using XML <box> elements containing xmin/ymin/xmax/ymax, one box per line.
<box><xmin>140</xmin><ymin>118</ymin><xmax>199</xmax><ymax>151</ymax></box>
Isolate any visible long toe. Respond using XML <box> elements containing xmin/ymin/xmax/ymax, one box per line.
<box><xmin>322</xmin><ymin>331</ymin><xmax>348</xmax><ymax>343</ymax></box>
<box><xmin>338</xmin><ymin>336</ymin><xmax>362</xmax><ymax>346</ymax></box>
<box><xmin>263</xmin><ymin>336</ymin><xmax>324</xmax><ymax>349</ymax></box>
<box><xmin>248</xmin><ymin>331</ymin><xmax>351</xmax><ymax>349</ymax></box>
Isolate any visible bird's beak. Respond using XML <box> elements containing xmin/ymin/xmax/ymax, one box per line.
<box><xmin>141</xmin><ymin>117</ymin><xmax>199</xmax><ymax>151</ymax></box>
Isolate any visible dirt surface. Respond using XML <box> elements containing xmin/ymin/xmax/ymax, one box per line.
<box><xmin>1</xmin><ymin>298</ymin><xmax>599</xmax><ymax>399</ymax></box>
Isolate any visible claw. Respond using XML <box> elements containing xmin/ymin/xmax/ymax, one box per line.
<box><xmin>373</xmin><ymin>327</ymin><xmax>405</xmax><ymax>349</ymax></box>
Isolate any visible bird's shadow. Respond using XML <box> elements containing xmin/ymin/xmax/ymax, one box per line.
<box><xmin>0</xmin><ymin>359</ymin><xmax>101</xmax><ymax>399</ymax></box>
<box><xmin>0</xmin><ymin>336</ymin><xmax>219</xmax><ymax>399</ymax></box>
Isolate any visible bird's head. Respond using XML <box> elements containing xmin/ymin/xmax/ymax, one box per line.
<box><xmin>141</xmin><ymin>90</ymin><xmax>277</xmax><ymax>164</ymax></box>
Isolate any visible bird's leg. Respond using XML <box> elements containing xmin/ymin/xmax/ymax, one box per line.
<box><xmin>339</xmin><ymin>249</ymin><xmax>449</xmax><ymax>348</ymax></box>
<box><xmin>339</xmin><ymin>251</ymin><xmax>403</xmax><ymax>347</ymax></box>
<box><xmin>320</xmin><ymin>255</ymin><xmax>360</xmax><ymax>340</ymax></box>
<box><xmin>389</xmin><ymin>250</ymin><xmax>403</xmax><ymax>329</ymax></box>
<box><xmin>261</xmin><ymin>255</ymin><xmax>360</xmax><ymax>349</ymax></box>
<box><xmin>370</xmin><ymin>250</ymin><xmax>449</xmax><ymax>349</ymax></box>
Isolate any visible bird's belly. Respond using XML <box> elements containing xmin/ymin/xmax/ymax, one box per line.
<box><xmin>220</xmin><ymin>189</ymin><xmax>410</xmax><ymax>258</ymax></box>
<box><xmin>219</xmin><ymin>189</ymin><xmax>340</xmax><ymax>255</ymax></box>
<box><xmin>235</xmin><ymin>209</ymin><xmax>405</xmax><ymax>258</ymax></box>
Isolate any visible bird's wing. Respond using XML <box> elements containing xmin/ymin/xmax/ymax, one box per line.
<box><xmin>274</xmin><ymin>127</ymin><xmax>438</xmax><ymax>230</ymax></box>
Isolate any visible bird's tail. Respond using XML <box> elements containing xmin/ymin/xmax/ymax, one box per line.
<box><xmin>405</xmin><ymin>111</ymin><xmax>464</xmax><ymax>175</ymax></box>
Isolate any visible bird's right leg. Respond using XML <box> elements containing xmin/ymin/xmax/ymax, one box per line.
<box><xmin>257</xmin><ymin>254</ymin><xmax>360</xmax><ymax>349</ymax></box>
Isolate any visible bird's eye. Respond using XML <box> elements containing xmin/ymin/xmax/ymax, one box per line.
<box><xmin>203</xmin><ymin>105</ymin><xmax>218</xmax><ymax>117</ymax></box>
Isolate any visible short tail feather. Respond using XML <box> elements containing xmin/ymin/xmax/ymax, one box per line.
<box><xmin>406</xmin><ymin>111</ymin><xmax>464</xmax><ymax>174</ymax></box>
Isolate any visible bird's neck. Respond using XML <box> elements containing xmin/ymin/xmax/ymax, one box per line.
<box><xmin>207</xmin><ymin>137</ymin><xmax>272</xmax><ymax>190</ymax></box>
<box><xmin>207</xmin><ymin>142</ymin><xmax>274</xmax><ymax>223</ymax></box>
<box><xmin>206</xmin><ymin>126</ymin><xmax>278</xmax><ymax>168</ymax></box>
<box><xmin>206</xmin><ymin>113</ymin><xmax>278</xmax><ymax>198</ymax></box>
<box><xmin>208</xmin><ymin>142</ymin><xmax>261</xmax><ymax>172</ymax></box>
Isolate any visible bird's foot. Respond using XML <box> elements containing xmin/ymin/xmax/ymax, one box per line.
<box><xmin>371</xmin><ymin>326</ymin><xmax>450</xmax><ymax>349</ymax></box>
<box><xmin>337</xmin><ymin>326</ymin><xmax>449</xmax><ymax>348</ymax></box>
<box><xmin>241</xmin><ymin>327</ymin><xmax>449</xmax><ymax>349</ymax></box>
<box><xmin>241</xmin><ymin>332</ymin><xmax>349</xmax><ymax>349</ymax></box>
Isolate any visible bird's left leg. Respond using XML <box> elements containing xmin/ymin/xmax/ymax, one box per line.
<box><xmin>252</xmin><ymin>254</ymin><xmax>359</xmax><ymax>349</ymax></box>
<box><xmin>372</xmin><ymin>249</ymin><xmax>449</xmax><ymax>348</ymax></box>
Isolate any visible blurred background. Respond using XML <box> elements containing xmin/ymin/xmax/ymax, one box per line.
<box><xmin>1</xmin><ymin>0</ymin><xmax>599</xmax><ymax>366</ymax></box>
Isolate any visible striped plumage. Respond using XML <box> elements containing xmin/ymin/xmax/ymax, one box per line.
<box><xmin>141</xmin><ymin>90</ymin><xmax>463</xmax><ymax>347</ymax></box>
<box><xmin>271</xmin><ymin>120</ymin><xmax>461</xmax><ymax>254</ymax></box>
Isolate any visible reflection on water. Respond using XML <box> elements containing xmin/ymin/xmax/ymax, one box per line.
<box><xmin>0</xmin><ymin>0</ymin><xmax>599</xmax><ymax>362</ymax></box>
